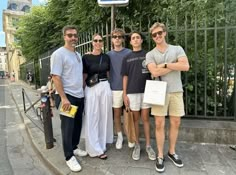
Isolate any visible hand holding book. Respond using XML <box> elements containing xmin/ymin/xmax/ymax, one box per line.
<box><xmin>59</xmin><ymin>103</ymin><xmax>78</xmax><ymax>118</ymax></box>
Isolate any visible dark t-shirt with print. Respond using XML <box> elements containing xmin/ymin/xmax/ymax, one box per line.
<box><xmin>82</xmin><ymin>53</ymin><xmax>110</xmax><ymax>79</ymax></box>
<box><xmin>121</xmin><ymin>50</ymin><xmax>151</xmax><ymax>94</ymax></box>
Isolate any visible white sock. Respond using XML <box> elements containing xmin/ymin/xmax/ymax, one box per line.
<box><xmin>117</xmin><ymin>132</ymin><xmax>123</xmax><ymax>138</ymax></box>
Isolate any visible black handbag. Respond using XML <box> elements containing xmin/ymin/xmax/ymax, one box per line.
<box><xmin>86</xmin><ymin>56</ymin><xmax>103</xmax><ymax>87</ymax></box>
<box><xmin>86</xmin><ymin>74</ymin><xmax>99</xmax><ymax>87</ymax></box>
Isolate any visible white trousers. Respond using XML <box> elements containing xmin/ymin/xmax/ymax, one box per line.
<box><xmin>83</xmin><ymin>81</ymin><xmax>113</xmax><ymax>157</ymax></box>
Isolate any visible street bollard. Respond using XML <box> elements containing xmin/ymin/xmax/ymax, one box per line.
<box><xmin>40</xmin><ymin>91</ymin><xmax>54</xmax><ymax>149</ymax></box>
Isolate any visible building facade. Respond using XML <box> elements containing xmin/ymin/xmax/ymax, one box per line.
<box><xmin>3</xmin><ymin>0</ymin><xmax>32</xmax><ymax>80</ymax></box>
<box><xmin>0</xmin><ymin>47</ymin><xmax>7</xmax><ymax>76</ymax></box>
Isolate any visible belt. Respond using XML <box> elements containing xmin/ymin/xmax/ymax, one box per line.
<box><xmin>99</xmin><ymin>78</ymin><xmax>108</xmax><ymax>81</ymax></box>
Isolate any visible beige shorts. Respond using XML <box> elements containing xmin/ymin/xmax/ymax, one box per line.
<box><xmin>151</xmin><ymin>92</ymin><xmax>185</xmax><ymax>117</ymax></box>
<box><xmin>127</xmin><ymin>93</ymin><xmax>151</xmax><ymax>111</ymax></box>
<box><xmin>112</xmin><ymin>90</ymin><xmax>123</xmax><ymax>108</ymax></box>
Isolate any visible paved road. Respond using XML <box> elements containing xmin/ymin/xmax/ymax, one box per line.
<box><xmin>0</xmin><ymin>78</ymin><xmax>52</xmax><ymax>175</ymax></box>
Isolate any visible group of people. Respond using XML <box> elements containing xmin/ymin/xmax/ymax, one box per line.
<box><xmin>50</xmin><ymin>22</ymin><xmax>189</xmax><ymax>173</ymax></box>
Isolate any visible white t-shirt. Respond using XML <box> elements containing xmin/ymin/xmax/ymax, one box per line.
<box><xmin>146</xmin><ymin>45</ymin><xmax>186</xmax><ymax>93</ymax></box>
<box><xmin>50</xmin><ymin>47</ymin><xmax>84</xmax><ymax>98</ymax></box>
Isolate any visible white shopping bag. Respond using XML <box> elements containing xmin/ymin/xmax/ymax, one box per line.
<box><xmin>143</xmin><ymin>80</ymin><xmax>167</xmax><ymax>106</ymax></box>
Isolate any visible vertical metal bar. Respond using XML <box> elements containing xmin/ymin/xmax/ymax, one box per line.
<box><xmin>175</xmin><ymin>16</ymin><xmax>178</xmax><ymax>44</ymax></box>
<box><xmin>148</xmin><ymin>16</ymin><xmax>151</xmax><ymax>50</ymax></box>
<box><xmin>111</xmin><ymin>6</ymin><xmax>115</xmax><ymax>49</ymax></box>
<box><xmin>101</xmin><ymin>23</ymin><xmax>105</xmax><ymax>51</ymax></box>
<box><xmin>166</xmin><ymin>18</ymin><xmax>169</xmax><ymax>43</ymax></box>
<box><xmin>204</xmin><ymin>19</ymin><xmax>207</xmax><ymax>117</ymax></box>
<box><xmin>22</xmin><ymin>88</ymin><xmax>26</xmax><ymax>112</ymax></box>
<box><xmin>234</xmin><ymin>31</ymin><xmax>236</xmax><ymax>120</ymax></box>
<box><xmin>40</xmin><ymin>92</ymin><xmax>54</xmax><ymax>149</ymax></box>
<box><xmin>123</xmin><ymin>16</ymin><xmax>125</xmax><ymax>31</ymax></box>
<box><xmin>194</xmin><ymin>17</ymin><xmax>198</xmax><ymax>116</ymax></box>
<box><xmin>33</xmin><ymin>59</ymin><xmax>37</xmax><ymax>89</ymax></box>
<box><xmin>224</xmin><ymin>27</ymin><xmax>228</xmax><ymax>117</ymax></box>
<box><xmin>106</xmin><ymin>22</ymin><xmax>110</xmax><ymax>51</ymax></box>
<box><xmin>111</xmin><ymin>5</ymin><xmax>115</xmax><ymax>35</ymax></box>
<box><xmin>139</xmin><ymin>16</ymin><xmax>142</xmax><ymax>31</ymax></box>
<box><xmin>184</xmin><ymin>13</ymin><xmax>188</xmax><ymax>116</ymax></box>
<box><xmin>214</xmin><ymin>16</ymin><xmax>217</xmax><ymax>117</ymax></box>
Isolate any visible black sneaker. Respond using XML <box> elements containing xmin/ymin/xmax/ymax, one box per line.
<box><xmin>168</xmin><ymin>152</ymin><xmax>184</xmax><ymax>167</ymax></box>
<box><xmin>155</xmin><ymin>157</ymin><xmax>165</xmax><ymax>173</ymax></box>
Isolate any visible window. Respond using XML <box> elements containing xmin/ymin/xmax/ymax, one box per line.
<box><xmin>8</xmin><ymin>3</ymin><xmax>18</xmax><ymax>10</ymax></box>
<box><xmin>22</xmin><ymin>5</ymin><xmax>30</xmax><ymax>12</ymax></box>
<box><xmin>12</xmin><ymin>18</ymin><xmax>19</xmax><ymax>27</ymax></box>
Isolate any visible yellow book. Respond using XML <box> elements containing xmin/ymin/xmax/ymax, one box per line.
<box><xmin>59</xmin><ymin>103</ymin><xmax>78</xmax><ymax>118</ymax></box>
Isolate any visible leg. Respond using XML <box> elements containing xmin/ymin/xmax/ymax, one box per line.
<box><xmin>132</xmin><ymin>110</ymin><xmax>141</xmax><ymax>161</ymax></box>
<box><xmin>168</xmin><ymin>92</ymin><xmax>185</xmax><ymax>154</ymax></box>
<box><xmin>113</xmin><ymin>107</ymin><xmax>122</xmax><ymax>133</ymax></box>
<box><xmin>132</xmin><ymin>111</ymin><xmax>140</xmax><ymax>144</ymax></box>
<box><xmin>141</xmin><ymin>108</ymin><xmax>150</xmax><ymax>146</ymax></box>
<box><xmin>167</xmin><ymin>93</ymin><xmax>184</xmax><ymax>167</ymax></box>
<box><xmin>154</xmin><ymin>116</ymin><xmax>165</xmax><ymax>158</ymax></box>
<box><xmin>55</xmin><ymin>94</ymin><xmax>74</xmax><ymax>160</ymax></box>
<box><xmin>61</xmin><ymin>115</ymin><xmax>74</xmax><ymax>160</ymax></box>
<box><xmin>72</xmin><ymin>97</ymin><xmax>84</xmax><ymax>150</ymax></box>
<box><xmin>168</xmin><ymin>116</ymin><xmax>181</xmax><ymax>154</ymax></box>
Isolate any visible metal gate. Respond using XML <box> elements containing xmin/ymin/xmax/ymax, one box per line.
<box><xmin>37</xmin><ymin>15</ymin><xmax>236</xmax><ymax>120</ymax></box>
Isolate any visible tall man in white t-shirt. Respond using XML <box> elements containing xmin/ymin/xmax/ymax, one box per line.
<box><xmin>146</xmin><ymin>22</ymin><xmax>190</xmax><ymax>173</ymax></box>
<box><xmin>50</xmin><ymin>25</ymin><xmax>87</xmax><ymax>172</ymax></box>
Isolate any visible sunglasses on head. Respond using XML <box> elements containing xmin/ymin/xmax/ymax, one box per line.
<box><xmin>112</xmin><ymin>35</ymin><xmax>124</xmax><ymax>39</ymax></box>
<box><xmin>65</xmin><ymin>33</ymin><xmax>78</xmax><ymax>38</ymax></box>
<box><xmin>93</xmin><ymin>39</ymin><xmax>103</xmax><ymax>43</ymax></box>
<box><xmin>151</xmin><ymin>31</ymin><xmax>164</xmax><ymax>38</ymax></box>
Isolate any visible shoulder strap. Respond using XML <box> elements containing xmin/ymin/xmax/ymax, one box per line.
<box><xmin>98</xmin><ymin>55</ymin><xmax>103</xmax><ymax>74</ymax></box>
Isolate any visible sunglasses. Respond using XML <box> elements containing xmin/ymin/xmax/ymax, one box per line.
<box><xmin>65</xmin><ymin>33</ymin><xmax>78</xmax><ymax>38</ymax></box>
<box><xmin>112</xmin><ymin>35</ymin><xmax>124</xmax><ymax>39</ymax></box>
<box><xmin>131</xmin><ymin>36</ymin><xmax>141</xmax><ymax>40</ymax></box>
<box><xmin>151</xmin><ymin>31</ymin><xmax>164</xmax><ymax>38</ymax></box>
<box><xmin>93</xmin><ymin>39</ymin><xmax>103</xmax><ymax>43</ymax></box>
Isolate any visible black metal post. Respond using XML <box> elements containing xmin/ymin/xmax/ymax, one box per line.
<box><xmin>40</xmin><ymin>91</ymin><xmax>54</xmax><ymax>149</ymax></box>
<box><xmin>22</xmin><ymin>88</ymin><xmax>26</xmax><ymax>112</ymax></box>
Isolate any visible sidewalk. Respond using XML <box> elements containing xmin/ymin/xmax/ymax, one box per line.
<box><xmin>9</xmin><ymin>80</ymin><xmax>236</xmax><ymax>175</ymax></box>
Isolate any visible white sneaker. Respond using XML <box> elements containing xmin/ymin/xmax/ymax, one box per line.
<box><xmin>128</xmin><ymin>142</ymin><xmax>135</xmax><ymax>148</ymax></box>
<box><xmin>66</xmin><ymin>156</ymin><xmax>82</xmax><ymax>172</ymax></box>
<box><xmin>132</xmin><ymin>144</ymin><xmax>141</xmax><ymax>160</ymax></box>
<box><xmin>146</xmin><ymin>146</ymin><xmax>156</xmax><ymax>160</ymax></box>
<box><xmin>116</xmin><ymin>135</ymin><xmax>123</xmax><ymax>149</ymax></box>
<box><xmin>73</xmin><ymin>148</ymin><xmax>88</xmax><ymax>157</ymax></box>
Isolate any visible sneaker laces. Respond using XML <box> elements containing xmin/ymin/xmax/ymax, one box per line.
<box><xmin>134</xmin><ymin>145</ymin><xmax>140</xmax><ymax>153</ymax></box>
<box><xmin>157</xmin><ymin>157</ymin><xmax>163</xmax><ymax>164</ymax></box>
<box><xmin>146</xmin><ymin>146</ymin><xmax>155</xmax><ymax>156</ymax></box>
<box><xmin>70</xmin><ymin>157</ymin><xmax>78</xmax><ymax>166</ymax></box>
<box><xmin>172</xmin><ymin>153</ymin><xmax>179</xmax><ymax>160</ymax></box>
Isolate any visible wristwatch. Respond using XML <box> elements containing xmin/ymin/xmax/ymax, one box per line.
<box><xmin>164</xmin><ymin>63</ymin><xmax>167</xmax><ymax>68</ymax></box>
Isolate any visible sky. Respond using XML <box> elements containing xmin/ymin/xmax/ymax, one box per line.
<box><xmin>0</xmin><ymin>0</ymin><xmax>47</xmax><ymax>47</ymax></box>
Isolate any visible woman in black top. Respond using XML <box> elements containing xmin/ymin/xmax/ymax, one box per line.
<box><xmin>82</xmin><ymin>34</ymin><xmax>113</xmax><ymax>159</ymax></box>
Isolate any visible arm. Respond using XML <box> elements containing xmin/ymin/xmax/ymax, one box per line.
<box><xmin>147</xmin><ymin>63</ymin><xmax>172</xmax><ymax>77</ymax></box>
<box><xmin>83</xmin><ymin>73</ymin><xmax>87</xmax><ymax>89</ymax></box>
<box><xmin>51</xmin><ymin>75</ymin><xmax>71</xmax><ymax>111</ymax></box>
<box><xmin>123</xmin><ymin>75</ymin><xmax>130</xmax><ymax>107</ymax></box>
<box><xmin>158</xmin><ymin>56</ymin><xmax>190</xmax><ymax>72</ymax></box>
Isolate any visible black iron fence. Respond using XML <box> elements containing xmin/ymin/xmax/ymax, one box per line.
<box><xmin>20</xmin><ymin>15</ymin><xmax>236</xmax><ymax>120</ymax></box>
